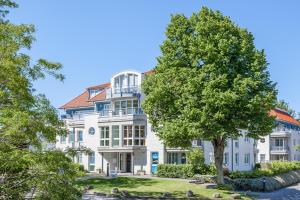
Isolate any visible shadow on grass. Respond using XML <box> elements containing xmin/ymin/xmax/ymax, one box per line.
<box><xmin>76</xmin><ymin>177</ymin><xmax>159</xmax><ymax>190</ymax></box>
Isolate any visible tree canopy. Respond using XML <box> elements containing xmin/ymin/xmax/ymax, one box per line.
<box><xmin>142</xmin><ymin>7</ymin><xmax>277</xmax><ymax>184</ymax></box>
<box><xmin>0</xmin><ymin>1</ymin><xmax>82</xmax><ymax>199</ymax></box>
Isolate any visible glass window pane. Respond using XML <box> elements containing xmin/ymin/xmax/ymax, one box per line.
<box><xmin>128</xmin><ymin>139</ymin><xmax>132</xmax><ymax>145</ymax></box>
<box><xmin>133</xmin><ymin>100</ymin><xmax>138</xmax><ymax>107</ymax></box>
<box><xmin>134</xmin><ymin>126</ymin><xmax>139</xmax><ymax>137</ymax></box>
<box><xmin>127</xmin><ymin>100</ymin><xmax>132</xmax><ymax>108</ymax></box>
<box><xmin>121</xmin><ymin>101</ymin><xmax>126</xmax><ymax>109</ymax></box>
<box><xmin>134</xmin><ymin>139</ymin><xmax>139</xmax><ymax>145</ymax></box>
<box><xmin>140</xmin><ymin>126</ymin><xmax>145</xmax><ymax>137</ymax></box>
<box><xmin>128</xmin><ymin>126</ymin><xmax>133</xmax><ymax>137</ymax></box>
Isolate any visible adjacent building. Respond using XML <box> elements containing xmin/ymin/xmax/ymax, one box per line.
<box><xmin>256</xmin><ymin>108</ymin><xmax>300</xmax><ymax>163</ymax></box>
<box><xmin>56</xmin><ymin>69</ymin><xmax>300</xmax><ymax>175</ymax></box>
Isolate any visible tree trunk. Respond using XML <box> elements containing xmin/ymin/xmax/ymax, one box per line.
<box><xmin>212</xmin><ymin>137</ymin><xmax>225</xmax><ymax>184</ymax></box>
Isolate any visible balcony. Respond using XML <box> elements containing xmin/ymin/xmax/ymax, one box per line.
<box><xmin>106</xmin><ymin>87</ymin><xmax>141</xmax><ymax>99</ymax></box>
<box><xmin>98</xmin><ymin>108</ymin><xmax>146</xmax><ymax>122</ymax></box>
<box><xmin>270</xmin><ymin>146</ymin><xmax>289</xmax><ymax>154</ymax></box>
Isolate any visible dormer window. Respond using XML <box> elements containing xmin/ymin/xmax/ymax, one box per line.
<box><xmin>90</xmin><ymin>89</ymin><xmax>100</xmax><ymax>98</ymax></box>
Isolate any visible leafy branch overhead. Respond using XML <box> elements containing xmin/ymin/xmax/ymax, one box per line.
<box><xmin>0</xmin><ymin>1</ymin><xmax>81</xmax><ymax>199</ymax></box>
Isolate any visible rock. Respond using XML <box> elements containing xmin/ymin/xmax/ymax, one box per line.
<box><xmin>85</xmin><ymin>185</ymin><xmax>94</xmax><ymax>190</ymax></box>
<box><xmin>186</xmin><ymin>190</ymin><xmax>194</xmax><ymax>197</ymax></box>
<box><xmin>163</xmin><ymin>192</ymin><xmax>172</xmax><ymax>198</ymax></box>
<box><xmin>111</xmin><ymin>188</ymin><xmax>118</xmax><ymax>194</ymax></box>
<box><xmin>94</xmin><ymin>192</ymin><xmax>106</xmax><ymax>196</ymax></box>
<box><xmin>121</xmin><ymin>190</ymin><xmax>130</xmax><ymax>197</ymax></box>
<box><xmin>212</xmin><ymin>193</ymin><xmax>221</xmax><ymax>198</ymax></box>
<box><xmin>230</xmin><ymin>193</ymin><xmax>241</xmax><ymax>199</ymax></box>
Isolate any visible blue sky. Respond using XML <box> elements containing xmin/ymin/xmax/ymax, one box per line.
<box><xmin>10</xmin><ymin>0</ymin><xmax>300</xmax><ymax>112</ymax></box>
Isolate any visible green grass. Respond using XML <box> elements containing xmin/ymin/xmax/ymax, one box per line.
<box><xmin>76</xmin><ymin>177</ymin><xmax>252</xmax><ymax>199</ymax></box>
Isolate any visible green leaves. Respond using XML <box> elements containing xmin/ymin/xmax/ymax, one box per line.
<box><xmin>0</xmin><ymin>1</ymin><xmax>81</xmax><ymax>199</ymax></box>
<box><xmin>142</xmin><ymin>7</ymin><xmax>277</xmax><ymax>183</ymax></box>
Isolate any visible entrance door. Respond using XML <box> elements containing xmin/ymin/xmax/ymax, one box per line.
<box><xmin>126</xmin><ymin>153</ymin><xmax>132</xmax><ymax>172</ymax></box>
<box><xmin>151</xmin><ymin>152</ymin><xmax>159</xmax><ymax>174</ymax></box>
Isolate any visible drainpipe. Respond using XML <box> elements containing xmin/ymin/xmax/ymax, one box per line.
<box><xmin>231</xmin><ymin>138</ymin><xmax>234</xmax><ymax>172</ymax></box>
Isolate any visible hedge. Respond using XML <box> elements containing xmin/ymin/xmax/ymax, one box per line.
<box><xmin>229</xmin><ymin>161</ymin><xmax>300</xmax><ymax>179</ymax></box>
<box><xmin>157</xmin><ymin>164</ymin><xmax>216</xmax><ymax>178</ymax></box>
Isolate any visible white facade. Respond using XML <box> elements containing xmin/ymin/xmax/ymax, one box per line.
<box><xmin>58</xmin><ymin>69</ymin><xmax>300</xmax><ymax>175</ymax></box>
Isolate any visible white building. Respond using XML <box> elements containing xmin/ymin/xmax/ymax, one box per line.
<box><xmin>256</xmin><ymin>109</ymin><xmax>300</xmax><ymax>163</ymax></box>
<box><xmin>57</xmin><ymin>69</ymin><xmax>299</xmax><ymax>175</ymax></box>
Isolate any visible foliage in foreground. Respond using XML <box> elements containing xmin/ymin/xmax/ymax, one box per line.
<box><xmin>0</xmin><ymin>1</ymin><xmax>82</xmax><ymax>199</ymax></box>
<box><xmin>229</xmin><ymin>161</ymin><xmax>300</xmax><ymax>179</ymax></box>
<box><xmin>142</xmin><ymin>6</ymin><xmax>277</xmax><ymax>184</ymax></box>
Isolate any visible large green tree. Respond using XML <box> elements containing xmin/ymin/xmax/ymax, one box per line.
<box><xmin>142</xmin><ymin>7</ymin><xmax>277</xmax><ymax>184</ymax></box>
<box><xmin>0</xmin><ymin>1</ymin><xmax>82</xmax><ymax>199</ymax></box>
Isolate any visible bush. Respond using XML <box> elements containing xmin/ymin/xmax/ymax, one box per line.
<box><xmin>254</xmin><ymin>163</ymin><xmax>261</xmax><ymax>169</ymax></box>
<box><xmin>217</xmin><ymin>184</ymin><xmax>234</xmax><ymax>191</ymax></box>
<box><xmin>193</xmin><ymin>174</ymin><xmax>217</xmax><ymax>183</ymax></box>
<box><xmin>229</xmin><ymin>161</ymin><xmax>300</xmax><ymax>179</ymax></box>
<box><xmin>157</xmin><ymin>163</ymin><xmax>215</xmax><ymax>178</ymax></box>
<box><xmin>187</xmin><ymin>148</ymin><xmax>205</xmax><ymax>166</ymax></box>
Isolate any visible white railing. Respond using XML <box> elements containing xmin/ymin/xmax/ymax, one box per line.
<box><xmin>270</xmin><ymin>146</ymin><xmax>289</xmax><ymax>151</ymax></box>
<box><xmin>274</xmin><ymin>128</ymin><xmax>300</xmax><ymax>134</ymax></box>
<box><xmin>105</xmin><ymin>87</ymin><xmax>141</xmax><ymax>98</ymax></box>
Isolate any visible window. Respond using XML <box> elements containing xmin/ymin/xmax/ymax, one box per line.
<box><xmin>88</xmin><ymin>152</ymin><xmax>95</xmax><ymax>171</ymax></box>
<box><xmin>244</xmin><ymin>136</ymin><xmax>250</xmax><ymax>143</ymax></box>
<box><xmin>77</xmin><ymin>130</ymin><xmax>83</xmax><ymax>142</ymax></box>
<box><xmin>260</xmin><ymin>154</ymin><xmax>266</xmax><ymax>163</ymax></box>
<box><xmin>235</xmin><ymin>153</ymin><xmax>239</xmax><ymax>165</ymax></box>
<box><xmin>112</xmin><ymin>125</ymin><xmax>120</xmax><ymax>147</ymax></box>
<box><xmin>100</xmin><ymin>127</ymin><xmax>109</xmax><ymax>146</ymax></box>
<box><xmin>134</xmin><ymin>125</ymin><xmax>145</xmax><ymax>146</ymax></box>
<box><xmin>114</xmin><ymin>99</ymin><xmax>140</xmax><ymax>115</ymax></box>
<box><xmin>235</xmin><ymin>140</ymin><xmax>239</xmax><ymax>148</ymax></box>
<box><xmin>123</xmin><ymin>125</ymin><xmax>133</xmax><ymax>146</ymax></box>
<box><xmin>192</xmin><ymin>140</ymin><xmax>202</xmax><ymax>146</ymax></box>
<box><xmin>223</xmin><ymin>152</ymin><xmax>229</xmax><ymax>165</ymax></box>
<box><xmin>244</xmin><ymin>153</ymin><xmax>250</xmax><ymax>165</ymax></box>
<box><xmin>88</xmin><ymin>127</ymin><xmax>95</xmax><ymax>135</ymax></box>
<box><xmin>90</xmin><ymin>89</ymin><xmax>100</xmax><ymax>98</ymax></box>
<box><xmin>77</xmin><ymin>152</ymin><xmax>82</xmax><ymax>164</ymax></box>
<box><xmin>69</xmin><ymin>131</ymin><xmax>75</xmax><ymax>143</ymax></box>
<box><xmin>60</xmin><ymin>135</ymin><xmax>66</xmax><ymax>144</ymax></box>
<box><xmin>181</xmin><ymin>153</ymin><xmax>187</xmax><ymax>164</ymax></box>
<box><xmin>167</xmin><ymin>153</ymin><xmax>178</xmax><ymax>164</ymax></box>
<box><xmin>209</xmin><ymin>152</ymin><xmax>214</xmax><ymax>163</ymax></box>
<box><xmin>275</xmin><ymin>138</ymin><xmax>283</xmax><ymax>146</ymax></box>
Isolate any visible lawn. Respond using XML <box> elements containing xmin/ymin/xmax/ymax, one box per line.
<box><xmin>75</xmin><ymin>176</ymin><xmax>252</xmax><ymax>199</ymax></box>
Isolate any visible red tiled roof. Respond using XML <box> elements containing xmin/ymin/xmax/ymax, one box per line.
<box><xmin>88</xmin><ymin>90</ymin><xmax>106</xmax><ymax>102</ymax></box>
<box><xmin>270</xmin><ymin>109</ymin><xmax>300</xmax><ymax>126</ymax></box>
<box><xmin>87</xmin><ymin>82</ymin><xmax>110</xmax><ymax>90</ymax></box>
<box><xmin>60</xmin><ymin>91</ymin><xmax>93</xmax><ymax>109</ymax></box>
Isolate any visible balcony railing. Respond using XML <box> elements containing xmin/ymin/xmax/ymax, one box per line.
<box><xmin>274</xmin><ymin>128</ymin><xmax>300</xmax><ymax>134</ymax></box>
<box><xmin>106</xmin><ymin>87</ymin><xmax>141</xmax><ymax>98</ymax></box>
<box><xmin>270</xmin><ymin>146</ymin><xmax>289</xmax><ymax>151</ymax></box>
<box><xmin>99</xmin><ymin>108</ymin><xmax>144</xmax><ymax>118</ymax></box>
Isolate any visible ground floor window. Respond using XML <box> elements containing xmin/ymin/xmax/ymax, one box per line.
<box><xmin>77</xmin><ymin>130</ymin><xmax>83</xmax><ymax>142</ymax></box>
<box><xmin>60</xmin><ymin>135</ymin><xmax>66</xmax><ymax>143</ymax></box>
<box><xmin>223</xmin><ymin>152</ymin><xmax>229</xmax><ymax>166</ymax></box>
<box><xmin>260</xmin><ymin>154</ymin><xmax>265</xmax><ymax>162</ymax></box>
<box><xmin>77</xmin><ymin>152</ymin><xmax>83</xmax><ymax>164</ymax></box>
<box><xmin>235</xmin><ymin>153</ymin><xmax>239</xmax><ymax>165</ymax></box>
<box><xmin>244</xmin><ymin>153</ymin><xmax>250</xmax><ymax>165</ymax></box>
<box><xmin>88</xmin><ymin>152</ymin><xmax>95</xmax><ymax>171</ymax></box>
<box><xmin>167</xmin><ymin>152</ymin><xmax>186</xmax><ymax>164</ymax></box>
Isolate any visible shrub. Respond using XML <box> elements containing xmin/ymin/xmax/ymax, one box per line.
<box><xmin>193</xmin><ymin>174</ymin><xmax>217</xmax><ymax>183</ymax></box>
<box><xmin>187</xmin><ymin>148</ymin><xmax>205</xmax><ymax>166</ymax></box>
<box><xmin>254</xmin><ymin>163</ymin><xmax>261</xmax><ymax>169</ymax></box>
<box><xmin>229</xmin><ymin>161</ymin><xmax>300</xmax><ymax>179</ymax></box>
<box><xmin>217</xmin><ymin>184</ymin><xmax>234</xmax><ymax>191</ymax></box>
<box><xmin>157</xmin><ymin>163</ymin><xmax>215</xmax><ymax>178</ymax></box>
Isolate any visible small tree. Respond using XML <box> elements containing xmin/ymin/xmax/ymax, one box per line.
<box><xmin>142</xmin><ymin>7</ymin><xmax>277</xmax><ymax>184</ymax></box>
<box><xmin>187</xmin><ymin>148</ymin><xmax>205</xmax><ymax>167</ymax></box>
